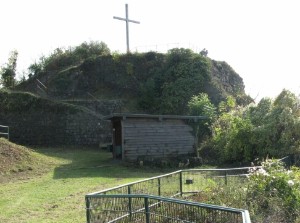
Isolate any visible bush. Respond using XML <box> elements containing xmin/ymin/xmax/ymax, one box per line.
<box><xmin>246</xmin><ymin>160</ymin><xmax>300</xmax><ymax>222</ymax></box>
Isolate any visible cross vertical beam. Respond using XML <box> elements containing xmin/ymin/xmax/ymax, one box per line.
<box><xmin>113</xmin><ymin>4</ymin><xmax>140</xmax><ymax>53</ymax></box>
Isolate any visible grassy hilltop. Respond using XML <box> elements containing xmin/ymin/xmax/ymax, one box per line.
<box><xmin>16</xmin><ymin>42</ymin><xmax>252</xmax><ymax>114</ymax></box>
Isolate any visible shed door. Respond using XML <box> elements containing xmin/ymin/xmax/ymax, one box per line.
<box><xmin>113</xmin><ymin>120</ymin><xmax>122</xmax><ymax>159</ymax></box>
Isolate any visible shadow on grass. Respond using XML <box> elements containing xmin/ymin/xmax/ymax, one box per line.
<box><xmin>32</xmin><ymin>146</ymin><xmax>158</xmax><ymax>179</ymax></box>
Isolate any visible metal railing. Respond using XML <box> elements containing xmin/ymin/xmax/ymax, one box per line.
<box><xmin>86</xmin><ymin>167</ymin><xmax>257</xmax><ymax>223</ymax></box>
<box><xmin>86</xmin><ymin>194</ymin><xmax>251</xmax><ymax>223</ymax></box>
<box><xmin>0</xmin><ymin>125</ymin><xmax>9</xmax><ymax>140</ymax></box>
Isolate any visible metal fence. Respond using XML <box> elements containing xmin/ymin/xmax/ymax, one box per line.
<box><xmin>86</xmin><ymin>167</ymin><xmax>256</xmax><ymax>223</ymax></box>
<box><xmin>0</xmin><ymin>125</ymin><xmax>9</xmax><ymax>140</ymax></box>
<box><xmin>86</xmin><ymin>194</ymin><xmax>251</xmax><ymax>223</ymax></box>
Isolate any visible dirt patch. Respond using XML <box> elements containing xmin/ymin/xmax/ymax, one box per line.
<box><xmin>0</xmin><ymin>138</ymin><xmax>33</xmax><ymax>172</ymax></box>
<box><xmin>0</xmin><ymin>138</ymin><xmax>42</xmax><ymax>183</ymax></box>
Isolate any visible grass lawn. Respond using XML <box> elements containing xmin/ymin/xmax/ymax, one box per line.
<box><xmin>0</xmin><ymin>146</ymin><xmax>161</xmax><ymax>223</ymax></box>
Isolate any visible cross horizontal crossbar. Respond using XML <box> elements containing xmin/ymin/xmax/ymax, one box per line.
<box><xmin>113</xmin><ymin>16</ymin><xmax>140</xmax><ymax>24</ymax></box>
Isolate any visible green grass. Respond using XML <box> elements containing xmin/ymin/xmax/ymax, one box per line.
<box><xmin>0</xmin><ymin>147</ymin><xmax>160</xmax><ymax>223</ymax></box>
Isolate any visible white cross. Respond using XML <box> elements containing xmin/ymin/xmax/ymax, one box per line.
<box><xmin>113</xmin><ymin>4</ymin><xmax>140</xmax><ymax>53</ymax></box>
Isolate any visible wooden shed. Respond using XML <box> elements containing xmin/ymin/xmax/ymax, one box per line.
<box><xmin>104</xmin><ymin>113</ymin><xmax>206</xmax><ymax>162</ymax></box>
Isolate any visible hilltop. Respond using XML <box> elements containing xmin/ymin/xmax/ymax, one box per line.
<box><xmin>16</xmin><ymin>44</ymin><xmax>253</xmax><ymax>114</ymax></box>
<box><xmin>1</xmin><ymin>42</ymin><xmax>253</xmax><ymax>146</ymax></box>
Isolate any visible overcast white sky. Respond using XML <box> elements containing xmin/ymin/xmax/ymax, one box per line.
<box><xmin>1</xmin><ymin>0</ymin><xmax>299</xmax><ymax>101</ymax></box>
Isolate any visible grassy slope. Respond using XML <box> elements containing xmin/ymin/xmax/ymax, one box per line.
<box><xmin>0</xmin><ymin>138</ymin><xmax>49</xmax><ymax>182</ymax></box>
<box><xmin>0</xmin><ymin>145</ymin><xmax>160</xmax><ymax>223</ymax></box>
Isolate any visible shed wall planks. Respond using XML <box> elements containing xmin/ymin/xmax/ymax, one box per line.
<box><xmin>122</xmin><ymin>118</ymin><xmax>195</xmax><ymax>161</ymax></box>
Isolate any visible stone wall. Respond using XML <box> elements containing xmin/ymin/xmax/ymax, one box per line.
<box><xmin>63</xmin><ymin>99</ymin><xmax>123</xmax><ymax>115</ymax></box>
<box><xmin>0</xmin><ymin>110</ymin><xmax>111</xmax><ymax>146</ymax></box>
<box><xmin>0</xmin><ymin>91</ymin><xmax>112</xmax><ymax>146</ymax></box>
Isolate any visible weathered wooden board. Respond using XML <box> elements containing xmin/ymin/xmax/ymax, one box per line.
<box><xmin>122</xmin><ymin>118</ymin><xmax>196</xmax><ymax>161</ymax></box>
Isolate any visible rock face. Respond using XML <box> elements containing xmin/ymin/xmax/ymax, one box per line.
<box><xmin>204</xmin><ymin>60</ymin><xmax>250</xmax><ymax>105</ymax></box>
<box><xmin>211</xmin><ymin>60</ymin><xmax>245</xmax><ymax>94</ymax></box>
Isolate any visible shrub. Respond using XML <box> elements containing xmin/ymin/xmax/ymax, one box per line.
<box><xmin>246</xmin><ymin>160</ymin><xmax>300</xmax><ymax>222</ymax></box>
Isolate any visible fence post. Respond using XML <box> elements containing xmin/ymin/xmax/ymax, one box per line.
<box><xmin>85</xmin><ymin>196</ymin><xmax>91</xmax><ymax>223</ymax></box>
<box><xmin>144</xmin><ymin>197</ymin><xmax>150</xmax><ymax>223</ymax></box>
<box><xmin>128</xmin><ymin>186</ymin><xmax>132</xmax><ymax>220</ymax></box>
<box><xmin>158</xmin><ymin>178</ymin><xmax>161</xmax><ymax>196</ymax></box>
<box><xmin>180</xmin><ymin>171</ymin><xmax>183</xmax><ymax>196</ymax></box>
<box><xmin>0</xmin><ymin>125</ymin><xmax>9</xmax><ymax>141</ymax></box>
<box><xmin>225</xmin><ymin>171</ymin><xmax>228</xmax><ymax>185</ymax></box>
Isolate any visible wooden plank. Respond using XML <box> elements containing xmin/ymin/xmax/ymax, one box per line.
<box><xmin>124</xmin><ymin>143</ymin><xmax>194</xmax><ymax>148</ymax></box>
<box><xmin>122</xmin><ymin>119</ymin><xmax>197</xmax><ymax>161</ymax></box>
<box><xmin>124</xmin><ymin>135</ymin><xmax>193</xmax><ymax>140</ymax></box>
<box><xmin>125</xmin><ymin>147</ymin><xmax>195</xmax><ymax>155</ymax></box>
<box><xmin>125</xmin><ymin>146</ymin><xmax>194</xmax><ymax>152</ymax></box>
<box><xmin>124</xmin><ymin>126</ymin><xmax>192</xmax><ymax>131</ymax></box>
<box><xmin>124</xmin><ymin>129</ymin><xmax>193</xmax><ymax>135</ymax></box>
<box><xmin>125</xmin><ymin>140</ymin><xmax>193</xmax><ymax>144</ymax></box>
<box><xmin>124</xmin><ymin>125</ymin><xmax>193</xmax><ymax>129</ymax></box>
<box><xmin>124</xmin><ymin>140</ymin><xmax>195</xmax><ymax>145</ymax></box>
<box><xmin>124</xmin><ymin>136</ymin><xmax>193</xmax><ymax>140</ymax></box>
<box><xmin>124</xmin><ymin>150</ymin><xmax>194</xmax><ymax>156</ymax></box>
<box><xmin>123</xmin><ymin>125</ymin><xmax>193</xmax><ymax>131</ymax></box>
<box><xmin>123</xmin><ymin>123</ymin><xmax>191</xmax><ymax>127</ymax></box>
<box><xmin>123</xmin><ymin>130</ymin><xmax>193</xmax><ymax>135</ymax></box>
<box><xmin>123</xmin><ymin>121</ymin><xmax>192</xmax><ymax>126</ymax></box>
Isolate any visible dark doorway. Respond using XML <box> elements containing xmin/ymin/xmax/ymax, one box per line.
<box><xmin>112</xmin><ymin>120</ymin><xmax>122</xmax><ymax>159</ymax></box>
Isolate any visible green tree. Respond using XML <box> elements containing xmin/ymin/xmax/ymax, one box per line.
<box><xmin>211</xmin><ymin>107</ymin><xmax>254</xmax><ymax>163</ymax></box>
<box><xmin>218</xmin><ymin>95</ymin><xmax>236</xmax><ymax>113</ymax></box>
<box><xmin>74</xmin><ymin>41</ymin><xmax>110</xmax><ymax>59</ymax></box>
<box><xmin>248</xmin><ymin>90</ymin><xmax>300</xmax><ymax>158</ymax></box>
<box><xmin>207</xmin><ymin>89</ymin><xmax>300</xmax><ymax>164</ymax></box>
<box><xmin>27</xmin><ymin>41</ymin><xmax>110</xmax><ymax>76</ymax></box>
<box><xmin>160</xmin><ymin>48</ymin><xmax>210</xmax><ymax>114</ymax></box>
<box><xmin>0</xmin><ymin>50</ymin><xmax>18</xmax><ymax>89</ymax></box>
<box><xmin>188</xmin><ymin>93</ymin><xmax>216</xmax><ymax>156</ymax></box>
<box><xmin>267</xmin><ymin>90</ymin><xmax>300</xmax><ymax>157</ymax></box>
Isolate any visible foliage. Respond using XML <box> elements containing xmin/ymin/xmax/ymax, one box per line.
<box><xmin>246</xmin><ymin>160</ymin><xmax>300</xmax><ymax>222</ymax></box>
<box><xmin>27</xmin><ymin>41</ymin><xmax>110</xmax><ymax>76</ymax></box>
<box><xmin>0</xmin><ymin>50</ymin><xmax>18</xmax><ymax>89</ymax></box>
<box><xmin>17</xmin><ymin>45</ymin><xmax>248</xmax><ymax>114</ymax></box>
<box><xmin>218</xmin><ymin>95</ymin><xmax>236</xmax><ymax>113</ymax></box>
<box><xmin>205</xmin><ymin>89</ymin><xmax>300</xmax><ymax>163</ymax></box>
<box><xmin>0</xmin><ymin>90</ymin><xmax>78</xmax><ymax>113</ymax></box>
<box><xmin>78</xmin><ymin>48</ymin><xmax>211</xmax><ymax>114</ymax></box>
<box><xmin>189</xmin><ymin>160</ymin><xmax>300</xmax><ymax>223</ymax></box>
<box><xmin>188</xmin><ymin>93</ymin><xmax>216</xmax><ymax>154</ymax></box>
<box><xmin>159</xmin><ymin>48</ymin><xmax>210</xmax><ymax>114</ymax></box>
<box><xmin>211</xmin><ymin>107</ymin><xmax>254</xmax><ymax>163</ymax></box>
<box><xmin>249</xmin><ymin>90</ymin><xmax>300</xmax><ymax>158</ymax></box>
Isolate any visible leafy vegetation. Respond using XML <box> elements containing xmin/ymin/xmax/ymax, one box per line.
<box><xmin>0</xmin><ymin>90</ymin><xmax>83</xmax><ymax>114</ymax></box>
<box><xmin>189</xmin><ymin>159</ymin><xmax>300</xmax><ymax>223</ymax></box>
<box><xmin>187</xmin><ymin>93</ymin><xmax>216</xmax><ymax>154</ymax></box>
<box><xmin>13</xmin><ymin>42</ymin><xmax>249</xmax><ymax>115</ymax></box>
<box><xmin>0</xmin><ymin>50</ymin><xmax>18</xmax><ymax>89</ymax></box>
<box><xmin>27</xmin><ymin>41</ymin><xmax>110</xmax><ymax>77</ymax></box>
<box><xmin>246</xmin><ymin>160</ymin><xmax>300</xmax><ymax>222</ymax></box>
<box><xmin>200</xmin><ymin>89</ymin><xmax>300</xmax><ymax>164</ymax></box>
